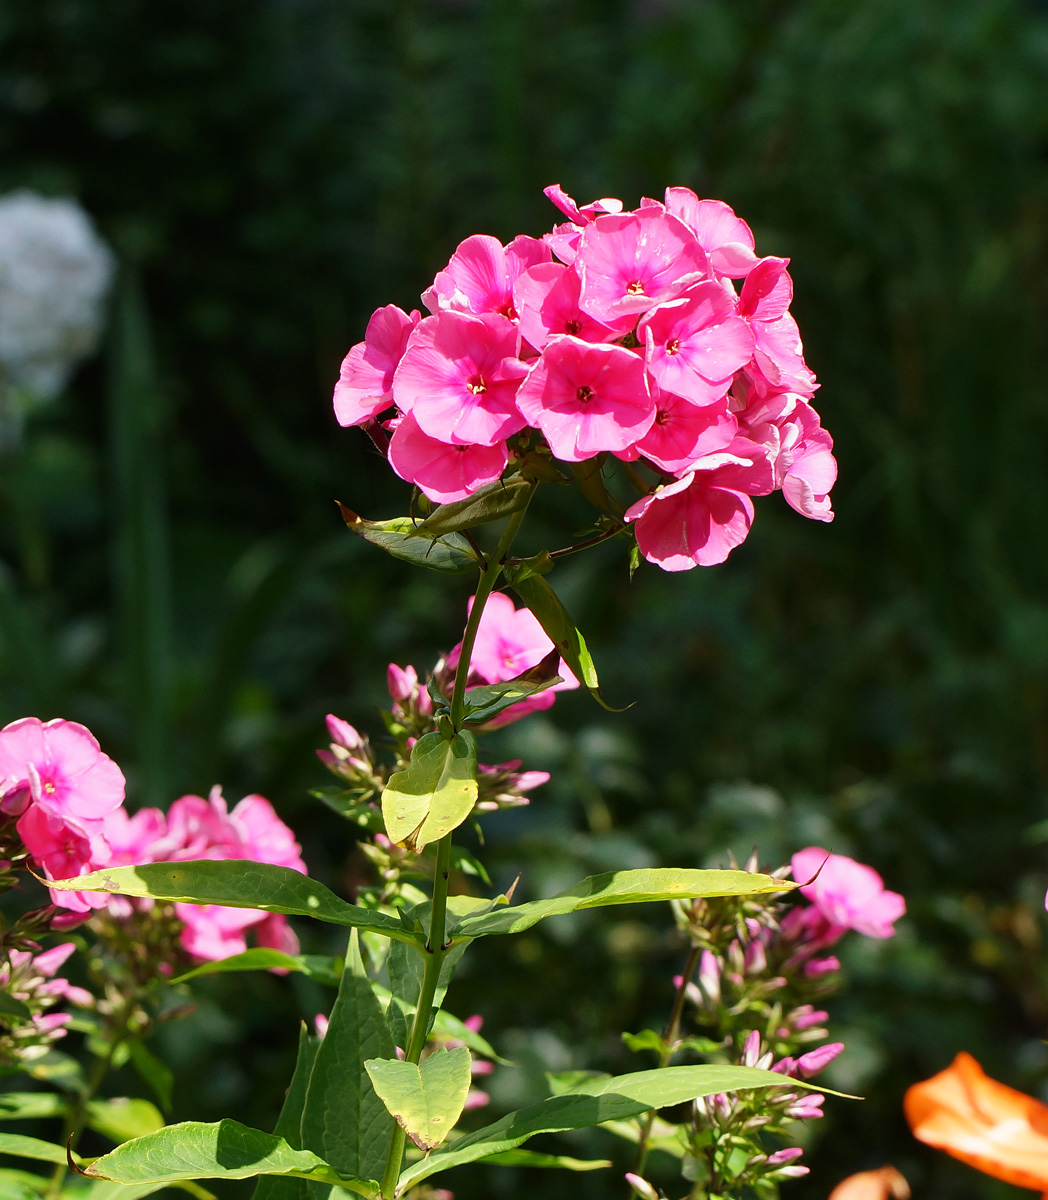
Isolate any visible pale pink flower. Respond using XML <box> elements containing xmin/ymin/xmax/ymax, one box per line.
<box><xmin>576</xmin><ymin>208</ymin><xmax>710</xmax><ymax>325</ymax></box>
<box><xmin>791</xmin><ymin>848</ymin><xmax>905</xmax><ymax>939</ymax></box>
<box><xmin>387</xmin><ymin>411</ymin><xmax>508</xmax><ymax>504</ymax></box>
<box><xmin>333</xmin><ymin>305</ymin><xmax>420</xmax><ymax>427</ymax></box>
<box><xmin>101</xmin><ymin>806</ymin><xmax>169</xmax><ymax>867</ymax></box>
<box><xmin>515</xmin><ymin>335</ymin><xmax>654</xmax><ymax>461</ymax></box>
<box><xmin>513</xmin><ymin>262</ymin><xmax>629</xmax><ymax>351</ymax></box>
<box><xmin>392</xmin><ymin>311</ymin><xmax>527</xmax><ymax>447</ymax></box>
<box><xmin>639</xmin><ymin>282</ymin><xmax>754</xmax><ymax>406</ymax></box>
<box><xmin>662</xmin><ymin>188</ymin><xmax>761</xmax><ymax>278</ymax></box>
<box><xmin>625</xmin><ymin>446</ymin><xmax>774</xmax><ymax>570</ymax></box>
<box><xmin>424</xmin><ymin>234</ymin><xmax>550</xmax><ymax>320</ymax></box>
<box><xmin>228</xmin><ymin>795</ymin><xmax>306</xmax><ymax>874</ymax></box>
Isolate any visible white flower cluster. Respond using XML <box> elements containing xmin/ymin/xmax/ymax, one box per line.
<box><xmin>0</xmin><ymin>189</ymin><xmax>115</xmax><ymax>401</ymax></box>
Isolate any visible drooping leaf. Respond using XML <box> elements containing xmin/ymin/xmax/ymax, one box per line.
<box><xmin>509</xmin><ymin>574</ymin><xmax>627</xmax><ymax>711</ymax></box>
<box><xmin>460</xmin><ymin>648</ymin><xmax>562</xmax><ymax>725</ymax></box>
<box><xmin>86</xmin><ymin>1097</ymin><xmax>165</xmax><ymax>1143</ymax></box>
<box><xmin>480</xmin><ymin>1150</ymin><xmax>612</xmax><ymax>1171</ymax></box>
<box><xmin>398</xmin><ymin>1063</ymin><xmax>828</xmax><ymax>1189</ymax></box>
<box><xmin>381</xmin><ymin>731</ymin><xmax>478</xmax><ymax>851</ymax></box>
<box><xmin>82</xmin><ymin>1120</ymin><xmax>375</xmax><ymax>1196</ymax></box>
<box><xmin>173</xmin><ymin>950</ymin><xmax>341</xmax><ymax>986</ymax></box>
<box><xmin>411</xmin><ymin>475</ymin><xmax>534</xmax><ymax>536</ymax></box>
<box><xmin>453</xmin><ymin>868</ymin><xmax>792</xmax><ymax>939</ymax></box>
<box><xmin>0</xmin><ymin>1093</ymin><xmax>67</xmax><ymax>1121</ymax></box>
<box><xmin>299</xmin><ymin>931</ymin><xmax>395</xmax><ymax>1186</ymax></box>
<box><xmin>365</xmin><ymin>1046</ymin><xmax>472</xmax><ymax>1150</ymax></box>
<box><xmin>0</xmin><ymin>1133</ymin><xmax>80</xmax><ymax>1166</ymax></box>
<box><xmin>46</xmin><ymin>862</ymin><xmax>423</xmax><ymax>948</ymax></box>
<box><xmin>253</xmin><ymin>1023</ymin><xmax>319</xmax><ymax>1200</ymax></box>
<box><xmin>336</xmin><ymin>506</ymin><xmax>478</xmax><ymax>574</ymax></box>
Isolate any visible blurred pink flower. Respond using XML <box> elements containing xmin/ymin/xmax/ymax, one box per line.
<box><xmin>791</xmin><ymin>848</ymin><xmax>905</xmax><ymax>939</ymax></box>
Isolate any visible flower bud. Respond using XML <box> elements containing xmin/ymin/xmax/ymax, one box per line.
<box><xmin>797</xmin><ymin>1041</ymin><xmax>844</xmax><ymax>1078</ymax></box>
<box><xmin>625</xmin><ymin>1173</ymin><xmax>660</xmax><ymax>1200</ymax></box>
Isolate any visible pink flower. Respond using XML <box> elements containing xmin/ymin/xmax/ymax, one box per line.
<box><xmin>663</xmin><ymin>188</ymin><xmax>761</xmax><ymax>278</ymax></box>
<box><xmin>387</xmin><ymin>411</ymin><xmax>509</xmax><ymax>504</ymax></box>
<box><xmin>392</xmin><ymin>311</ymin><xmax>528</xmax><ymax>447</ymax></box>
<box><xmin>791</xmin><ymin>848</ymin><xmax>905</xmax><ymax>939</ymax></box>
<box><xmin>543</xmin><ymin>184</ymin><xmax>624</xmax><ymax>225</ymax></box>
<box><xmin>16</xmin><ymin>805</ymin><xmax>109</xmax><ymax>911</ymax></box>
<box><xmin>737</xmin><ymin>392</ymin><xmax>836</xmax><ymax>522</ymax></box>
<box><xmin>628</xmin><ymin>391</ymin><xmax>736</xmax><ymax>474</ymax></box>
<box><xmin>102</xmin><ymin>806</ymin><xmax>169</xmax><ymax>867</ymax></box>
<box><xmin>0</xmin><ymin>717</ymin><xmax>125</xmax><ymax>825</ymax></box>
<box><xmin>639</xmin><ymin>282</ymin><xmax>754</xmax><ymax>406</ymax></box>
<box><xmin>447</xmin><ymin>592</ymin><xmax>578</xmax><ymax>725</ymax></box>
<box><xmin>515</xmin><ymin>335</ymin><xmax>654</xmax><ymax>461</ymax></box>
<box><xmin>625</xmin><ymin>446</ymin><xmax>774</xmax><ymax>571</ymax></box>
<box><xmin>576</xmin><ymin>208</ymin><xmax>709</xmax><ymax>325</ymax></box>
<box><xmin>228</xmin><ymin>795</ymin><xmax>307</xmax><ymax>874</ymax></box>
<box><xmin>333</xmin><ymin>305</ymin><xmax>420</xmax><ymax>427</ymax></box>
<box><xmin>738</xmin><ymin>260</ymin><xmax>817</xmax><ymax>398</ymax></box>
<box><xmin>424</xmin><ymin>234</ymin><xmax>550</xmax><ymax>320</ymax></box>
<box><xmin>513</xmin><ymin>262</ymin><xmax>628</xmax><ymax>351</ymax></box>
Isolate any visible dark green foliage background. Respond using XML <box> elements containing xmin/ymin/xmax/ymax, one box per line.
<box><xmin>2</xmin><ymin>0</ymin><xmax>1048</xmax><ymax>1196</ymax></box>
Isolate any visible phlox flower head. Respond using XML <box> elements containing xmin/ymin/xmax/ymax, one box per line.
<box><xmin>790</xmin><ymin>847</ymin><xmax>905</xmax><ymax>939</ymax></box>
<box><xmin>424</xmin><ymin>233</ymin><xmax>549</xmax><ymax>320</ymax></box>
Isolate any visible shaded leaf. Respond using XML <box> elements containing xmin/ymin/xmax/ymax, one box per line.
<box><xmin>86</xmin><ymin>1097</ymin><xmax>165</xmax><ymax>1143</ymax></box>
<box><xmin>172</xmin><ymin>950</ymin><xmax>341</xmax><ymax>987</ymax></box>
<box><xmin>480</xmin><ymin>1150</ymin><xmax>612</xmax><ymax>1171</ymax></box>
<box><xmin>299</xmin><ymin>931</ymin><xmax>395</xmax><ymax>1186</ymax></box>
<box><xmin>0</xmin><ymin>1093</ymin><xmax>67</xmax><ymax>1121</ymax></box>
<box><xmin>461</xmin><ymin>648</ymin><xmax>562</xmax><ymax>725</ymax></box>
<box><xmin>381</xmin><ymin>731</ymin><xmax>478</xmax><ymax>851</ymax></box>
<box><xmin>128</xmin><ymin>1040</ymin><xmax>173</xmax><ymax>1114</ymax></box>
<box><xmin>0</xmin><ymin>992</ymin><xmax>32</xmax><ymax>1022</ymax></box>
<box><xmin>365</xmin><ymin>1046</ymin><xmax>472</xmax><ymax>1150</ymax></box>
<box><xmin>411</xmin><ymin>475</ymin><xmax>533</xmax><ymax>536</ymax></box>
<box><xmin>453</xmin><ymin>868</ymin><xmax>792</xmax><ymax>938</ymax></box>
<box><xmin>82</xmin><ymin>1120</ymin><xmax>376</xmax><ymax>1196</ymax></box>
<box><xmin>253</xmin><ymin>1023</ymin><xmax>319</xmax><ymax>1200</ymax></box>
<box><xmin>47</xmin><ymin>862</ymin><xmax>422</xmax><ymax>948</ymax></box>
<box><xmin>501</xmin><ymin>551</ymin><xmax>553</xmax><ymax>585</ymax></box>
<box><xmin>336</xmin><ymin>507</ymin><xmax>478</xmax><ymax>574</ymax></box>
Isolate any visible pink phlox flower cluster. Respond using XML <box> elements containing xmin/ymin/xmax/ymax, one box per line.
<box><xmin>334</xmin><ymin>184</ymin><xmax>834</xmax><ymax>570</ymax></box>
<box><xmin>475</xmin><ymin>760</ymin><xmax>550</xmax><ymax>812</ymax></box>
<box><xmin>0</xmin><ymin>717</ymin><xmax>125</xmax><ymax>912</ymax></box>
<box><xmin>446</xmin><ymin>592</ymin><xmax>579</xmax><ymax>727</ymax></box>
<box><xmin>101</xmin><ymin>786</ymin><xmax>307</xmax><ymax>963</ymax></box>
<box><xmin>0</xmin><ymin>942</ymin><xmax>91</xmax><ymax>1064</ymax></box>
<box><xmin>790</xmin><ymin>847</ymin><xmax>905</xmax><ymax>940</ymax></box>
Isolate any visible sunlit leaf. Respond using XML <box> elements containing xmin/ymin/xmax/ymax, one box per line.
<box><xmin>381</xmin><ymin>731</ymin><xmax>478</xmax><ymax>851</ymax></box>
<box><xmin>172</xmin><ymin>950</ymin><xmax>341</xmax><ymax>987</ymax></box>
<box><xmin>410</xmin><ymin>475</ymin><xmax>533</xmax><ymax>536</ymax></box>
<box><xmin>365</xmin><ymin>1046</ymin><xmax>472</xmax><ymax>1150</ymax></box>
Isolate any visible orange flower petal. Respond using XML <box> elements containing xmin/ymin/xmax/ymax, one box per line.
<box><xmin>828</xmin><ymin>1166</ymin><xmax>910</xmax><ymax>1200</ymax></box>
<box><xmin>905</xmin><ymin>1051</ymin><xmax>1048</xmax><ymax>1191</ymax></box>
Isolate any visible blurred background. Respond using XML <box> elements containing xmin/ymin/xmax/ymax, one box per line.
<box><xmin>3</xmin><ymin>0</ymin><xmax>1048</xmax><ymax>1196</ymax></box>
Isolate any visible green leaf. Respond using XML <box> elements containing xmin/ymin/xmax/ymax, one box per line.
<box><xmin>0</xmin><ymin>1134</ymin><xmax>80</xmax><ymax>1166</ymax></box>
<box><xmin>622</xmin><ymin>1030</ymin><xmax>722</xmax><ymax>1057</ymax></box>
<box><xmin>569</xmin><ymin>455</ymin><xmax>617</xmax><ymax>515</ymax></box>
<box><xmin>128</xmin><ymin>1040</ymin><xmax>173</xmax><ymax>1114</ymax></box>
<box><xmin>509</xmin><ymin>574</ymin><xmax>627</xmax><ymax>711</ymax></box>
<box><xmin>253</xmin><ymin>1023</ymin><xmax>319</xmax><ymax>1200</ymax></box>
<box><xmin>0</xmin><ymin>1168</ymin><xmax>47</xmax><ymax>1198</ymax></box>
<box><xmin>0</xmin><ymin>992</ymin><xmax>33</xmax><ymax>1022</ymax></box>
<box><xmin>453</xmin><ymin>868</ymin><xmax>792</xmax><ymax>939</ymax></box>
<box><xmin>480</xmin><ymin>1150</ymin><xmax>612</xmax><ymax>1171</ymax></box>
<box><xmin>411</xmin><ymin>475</ymin><xmax>533</xmax><ymax>536</ymax></box>
<box><xmin>500</xmin><ymin>551</ymin><xmax>553</xmax><ymax>585</ymax></box>
<box><xmin>77</xmin><ymin>1181</ymin><xmax>207</xmax><ymax>1200</ymax></box>
<box><xmin>365</xmin><ymin>1046</ymin><xmax>472</xmax><ymax>1150</ymax></box>
<box><xmin>398</xmin><ymin>1063</ymin><xmax>822</xmax><ymax>1190</ymax></box>
<box><xmin>82</xmin><ymin>1120</ymin><xmax>376</xmax><ymax>1196</ymax></box>
<box><xmin>460</xmin><ymin>648</ymin><xmax>562</xmax><ymax>725</ymax></box>
<box><xmin>172</xmin><ymin>950</ymin><xmax>341</xmax><ymax>986</ymax></box>
<box><xmin>300</xmin><ymin>931</ymin><xmax>395</xmax><ymax>1185</ymax></box>
<box><xmin>336</xmin><ymin>506</ymin><xmax>478</xmax><ymax>574</ymax></box>
<box><xmin>0</xmin><ymin>1093</ymin><xmax>67</xmax><ymax>1121</ymax></box>
<box><xmin>46</xmin><ymin>862</ymin><xmax>423</xmax><ymax>948</ymax></box>
<box><xmin>381</xmin><ymin>731</ymin><xmax>478</xmax><ymax>851</ymax></box>
<box><xmin>86</xmin><ymin>1098</ymin><xmax>165</xmax><ymax>1143</ymax></box>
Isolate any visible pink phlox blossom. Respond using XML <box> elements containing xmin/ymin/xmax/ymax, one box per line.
<box><xmin>165</xmin><ymin>789</ymin><xmax>242</xmax><ymax>861</ymax></box>
<box><xmin>101</xmin><ymin>806</ymin><xmax>170</xmax><ymax>867</ymax></box>
<box><xmin>639</xmin><ymin>282</ymin><xmax>754</xmax><ymax>406</ymax></box>
<box><xmin>738</xmin><ymin>257</ymin><xmax>794</xmax><ymax>323</ymax></box>
<box><xmin>515</xmin><ymin>335</ymin><xmax>655</xmax><ymax>462</ymax></box>
<box><xmin>228</xmin><ymin>795</ymin><xmax>307</xmax><ymax>875</ymax></box>
<box><xmin>663</xmin><ymin>188</ymin><xmax>761</xmax><ymax>278</ymax></box>
<box><xmin>737</xmin><ymin>392</ymin><xmax>836</xmax><ymax>522</ymax></box>
<box><xmin>392</xmin><ymin>311</ymin><xmax>527</xmax><ymax>447</ymax></box>
<box><xmin>333</xmin><ymin>305</ymin><xmax>420</xmax><ymax>428</ymax></box>
<box><xmin>386</xmin><ymin>663</ymin><xmax>433</xmax><ymax>716</ymax></box>
<box><xmin>543</xmin><ymin>184</ymin><xmax>623</xmax><ymax>226</ymax></box>
<box><xmin>576</xmin><ymin>207</ymin><xmax>710</xmax><ymax>325</ymax></box>
<box><xmin>513</xmin><ymin>261</ymin><xmax>629</xmax><ymax>352</ymax></box>
<box><xmin>325</xmin><ymin>714</ymin><xmax>365</xmax><ymax>754</ymax></box>
<box><xmin>625</xmin><ymin>444</ymin><xmax>775</xmax><ymax>571</ymax></box>
<box><xmin>447</xmin><ymin>592</ymin><xmax>578</xmax><ymax>726</ymax></box>
<box><xmin>16</xmin><ymin>805</ymin><xmax>109</xmax><ymax>912</ymax></box>
<box><xmin>424</xmin><ymin>234</ymin><xmax>550</xmax><ymax>321</ymax></box>
<box><xmin>791</xmin><ymin>847</ymin><xmax>905</xmax><ymax>939</ymax></box>
<box><xmin>387</xmin><ymin>410</ymin><xmax>508</xmax><ymax>504</ymax></box>
<box><xmin>629</xmin><ymin>390</ymin><xmax>737</xmax><ymax>475</ymax></box>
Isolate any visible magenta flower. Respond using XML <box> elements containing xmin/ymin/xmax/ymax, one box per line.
<box><xmin>543</xmin><ymin>184</ymin><xmax>624</xmax><ymax>226</ymax></box>
<box><xmin>393</xmin><ymin>311</ymin><xmax>527</xmax><ymax>447</ymax></box>
<box><xmin>738</xmin><ymin>260</ymin><xmax>817</xmax><ymax>398</ymax></box>
<box><xmin>625</xmin><ymin>447</ymin><xmax>774</xmax><ymax>570</ymax></box>
<box><xmin>513</xmin><ymin>262</ymin><xmax>629</xmax><ymax>351</ymax></box>
<box><xmin>388</xmin><ymin>411</ymin><xmax>508</xmax><ymax>504</ymax></box>
<box><xmin>333</xmin><ymin>304</ymin><xmax>420</xmax><ymax>428</ymax></box>
<box><xmin>16</xmin><ymin>805</ymin><xmax>109</xmax><ymax>911</ymax></box>
<box><xmin>576</xmin><ymin>208</ymin><xmax>710</xmax><ymax>325</ymax></box>
<box><xmin>424</xmin><ymin>233</ymin><xmax>550</xmax><ymax>320</ymax></box>
<box><xmin>515</xmin><ymin>335</ymin><xmax>654</xmax><ymax>461</ymax></box>
<box><xmin>663</xmin><ymin>187</ymin><xmax>761</xmax><ymax>278</ymax></box>
<box><xmin>791</xmin><ymin>847</ymin><xmax>905</xmax><ymax>939</ymax></box>
<box><xmin>737</xmin><ymin>392</ymin><xmax>836</xmax><ymax>522</ymax></box>
<box><xmin>639</xmin><ymin>282</ymin><xmax>754</xmax><ymax>406</ymax></box>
